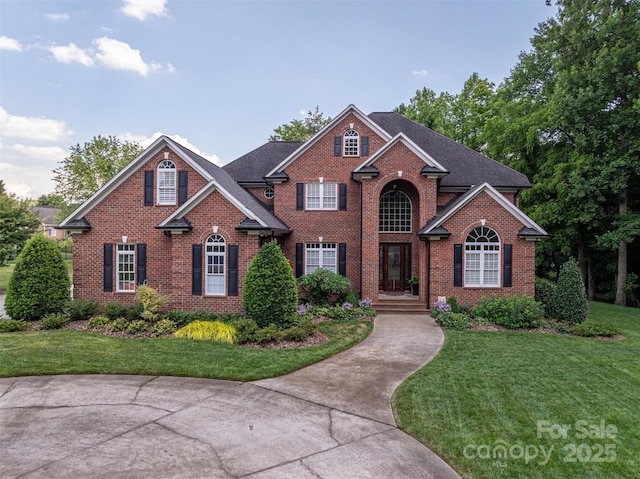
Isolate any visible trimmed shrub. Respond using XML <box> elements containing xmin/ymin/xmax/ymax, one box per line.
<box><xmin>67</xmin><ymin>299</ymin><xmax>99</xmax><ymax>322</ymax></box>
<box><xmin>342</xmin><ymin>290</ymin><xmax>358</xmax><ymax>306</ymax></box>
<box><xmin>151</xmin><ymin>318</ymin><xmax>178</xmax><ymax>337</ymax></box>
<box><xmin>41</xmin><ymin>313</ymin><xmax>68</xmax><ymax>330</ymax></box>
<box><xmin>126</xmin><ymin>320</ymin><xmax>149</xmax><ymax>335</ymax></box>
<box><xmin>175</xmin><ymin>320</ymin><xmax>237</xmax><ymax>344</ymax></box>
<box><xmin>136</xmin><ymin>284</ymin><xmax>167</xmax><ymax>322</ymax></box>
<box><xmin>88</xmin><ymin>315</ymin><xmax>111</xmax><ymax>329</ymax></box>
<box><xmin>472</xmin><ymin>295</ymin><xmax>544</xmax><ymax>329</ymax></box>
<box><xmin>434</xmin><ymin>312</ymin><xmax>472</xmax><ymax>330</ymax></box>
<box><xmin>110</xmin><ymin>317</ymin><xmax>129</xmax><ymax>332</ymax></box>
<box><xmin>244</xmin><ymin>240</ymin><xmax>298</xmax><ymax>329</ymax></box>
<box><xmin>0</xmin><ymin>319</ymin><xmax>29</xmax><ymax>333</ymax></box>
<box><xmin>5</xmin><ymin>234</ymin><xmax>71</xmax><ymax>321</ymax></box>
<box><xmin>298</xmin><ymin>268</ymin><xmax>352</xmax><ymax>306</ymax></box>
<box><xmin>253</xmin><ymin>324</ymin><xmax>285</xmax><ymax>343</ymax></box>
<box><xmin>282</xmin><ymin>321</ymin><xmax>316</xmax><ymax>341</ymax></box>
<box><xmin>105</xmin><ymin>302</ymin><xmax>143</xmax><ymax>321</ymax></box>
<box><xmin>535</xmin><ymin>277</ymin><xmax>557</xmax><ymax>318</ymax></box>
<box><xmin>223</xmin><ymin>317</ymin><xmax>259</xmax><ymax>344</ymax></box>
<box><xmin>447</xmin><ymin>296</ymin><xmax>461</xmax><ymax>313</ymax></box>
<box><xmin>553</xmin><ymin>259</ymin><xmax>589</xmax><ymax>324</ymax></box>
<box><xmin>161</xmin><ymin>310</ymin><xmax>198</xmax><ymax>328</ymax></box>
<box><xmin>565</xmin><ymin>321</ymin><xmax>619</xmax><ymax>338</ymax></box>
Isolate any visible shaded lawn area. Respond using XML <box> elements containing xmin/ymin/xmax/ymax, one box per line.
<box><xmin>0</xmin><ymin>320</ymin><xmax>371</xmax><ymax>381</ymax></box>
<box><xmin>393</xmin><ymin>302</ymin><xmax>640</xmax><ymax>479</ymax></box>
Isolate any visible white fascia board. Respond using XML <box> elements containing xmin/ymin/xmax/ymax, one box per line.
<box><xmin>425</xmin><ymin>183</ymin><xmax>547</xmax><ymax>235</ymax></box>
<box><xmin>265</xmin><ymin>104</ymin><xmax>393</xmax><ymax>177</ymax></box>
<box><xmin>59</xmin><ymin>135</ymin><xmax>171</xmax><ymax>227</ymax></box>
<box><xmin>355</xmin><ymin>133</ymin><xmax>447</xmax><ymax>172</ymax></box>
<box><xmin>159</xmin><ymin>180</ymin><xmax>268</xmax><ymax>228</ymax></box>
<box><xmin>163</xmin><ymin>136</ymin><xmax>215</xmax><ymax>181</ymax></box>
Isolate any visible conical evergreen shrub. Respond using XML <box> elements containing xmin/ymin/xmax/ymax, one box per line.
<box><xmin>553</xmin><ymin>258</ymin><xmax>589</xmax><ymax>324</ymax></box>
<box><xmin>5</xmin><ymin>234</ymin><xmax>71</xmax><ymax>321</ymax></box>
<box><xmin>243</xmin><ymin>240</ymin><xmax>298</xmax><ymax>329</ymax></box>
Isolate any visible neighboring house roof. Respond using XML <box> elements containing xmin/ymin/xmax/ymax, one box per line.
<box><xmin>223</xmin><ymin>141</ymin><xmax>303</xmax><ymax>185</ymax></box>
<box><xmin>30</xmin><ymin>206</ymin><xmax>60</xmax><ymax>226</ymax></box>
<box><xmin>368</xmin><ymin>112</ymin><xmax>531</xmax><ymax>190</ymax></box>
<box><xmin>419</xmin><ymin>183</ymin><xmax>548</xmax><ymax>239</ymax></box>
<box><xmin>58</xmin><ymin>135</ymin><xmax>290</xmax><ymax>235</ymax></box>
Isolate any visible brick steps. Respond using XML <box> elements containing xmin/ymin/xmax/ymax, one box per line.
<box><xmin>373</xmin><ymin>299</ymin><xmax>429</xmax><ymax>315</ymax></box>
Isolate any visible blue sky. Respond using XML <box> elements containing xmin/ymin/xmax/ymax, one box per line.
<box><xmin>0</xmin><ymin>0</ymin><xmax>556</xmax><ymax>199</ymax></box>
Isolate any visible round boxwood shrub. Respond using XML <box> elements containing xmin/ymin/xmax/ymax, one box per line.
<box><xmin>554</xmin><ymin>258</ymin><xmax>589</xmax><ymax>324</ymax></box>
<box><xmin>5</xmin><ymin>234</ymin><xmax>70</xmax><ymax>321</ymax></box>
<box><xmin>298</xmin><ymin>268</ymin><xmax>352</xmax><ymax>306</ymax></box>
<box><xmin>243</xmin><ymin>240</ymin><xmax>298</xmax><ymax>329</ymax></box>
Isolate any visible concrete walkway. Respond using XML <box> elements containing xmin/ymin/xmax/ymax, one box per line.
<box><xmin>0</xmin><ymin>315</ymin><xmax>461</xmax><ymax>479</ymax></box>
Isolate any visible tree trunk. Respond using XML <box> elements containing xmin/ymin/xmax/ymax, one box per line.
<box><xmin>587</xmin><ymin>253</ymin><xmax>596</xmax><ymax>301</ymax></box>
<box><xmin>615</xmin><ymin>188</ymin><xmax>628</xmax><ymax>306</ymax></box>
<box><xmin>577</xmin><ymin>232</ymin><xmax>589</xmax><ymax>297</ymax></box>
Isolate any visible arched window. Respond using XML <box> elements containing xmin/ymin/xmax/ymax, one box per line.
<box><xmin>379</xmin><ymin>190</ymin><xmax>412</xmax><ymax>232</ymax></box>
<box><xmin>206</xmin><ymin>234</ymin><xmax>226</xmax><ymax>295</ymax></box>
<box><xmin>157</xmin><ymin>160</ymin><xmax>176</xmax><ymax>205</ymax></box>
<box><xmin>465</xmin><ymin>226</ymin><xmax>500</xmax><ymax>287</ymax></box>
<box><xmin>343</xmin><ymin>129</ymin><xmax>359</xmax><ymax>156</ymax></box>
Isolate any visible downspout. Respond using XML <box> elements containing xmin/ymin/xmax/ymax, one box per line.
<box><xmin>359</xmin><ymin>180</ymin><xmax>363</xmax><ymax>297</ymax></box>
<box><xmin>426</xmin><ymin>240</ymin><xmax>431</xmax><ymax>308</ymax></box>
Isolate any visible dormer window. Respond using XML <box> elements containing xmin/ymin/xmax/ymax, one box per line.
<box><xmin>157</xmin><ymin>160</ymin><xmax>176</xmax><ymax>205</ymax></box>
<box><xmin>343</xmin><ymin>129</ymin><xmax>359</xmax><ymax>156</ymax></box>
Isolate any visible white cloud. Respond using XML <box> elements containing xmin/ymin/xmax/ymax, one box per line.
<box><xmin>121</xmin><ymin>131</ymin><xmax>222</xmax><ymax>166</ymax></box>
<box><xmin>0</xmin><ymin>35</ymin><xmax>23</xmax><ymax>52</ymax></box>
<box><xmin>0</xmin><ymin>161</ymin><xmax>56</xmax><ymax>199</ymax></box>
<box><xmin>412</xmin><ymin>69</ymin><xmax>429</xmax><ymax>77</ymax></box>
<box><xmin>93</xmin><ymin>37</ymin><xmax>161</xmax><ymax>76</ymax></box>
<box><xmin>0</xmin><ymin>107</ymin><xmax>72</xmax><ymax>142</ymax></box>
<box><xmin>121</xmin><ymin>0</ymin><xmax>168</xmax><ymax>21</ymax></box>
<box><xmin>167</xmin><ymin>63</ymin><xmax>176</xmax><ymax>73</ymax></box>
<box><xmin>46</xmin><ymin>12</ymin><xmax>70</xmax><ymax>22</ymax></box>
<box><xmin>5</xmin><ymin>144</ymin><xmax>66</xmax><ymax>163</ymax></box>
<box><xmin>48</xmin><ymin>43</ymin><xmax>94</xmax><ymax>66</ymax></box>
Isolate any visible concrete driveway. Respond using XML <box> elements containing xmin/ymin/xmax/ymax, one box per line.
<box><xmin>0</xmin><ymin>314</ymin><xmax>461</xmax><ymax>478</ymax></box>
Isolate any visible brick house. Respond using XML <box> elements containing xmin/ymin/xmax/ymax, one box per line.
<box><xmin>59</xmin><ymin>105</ymin><xmax>546</xmax><ymax>312</ymax></box>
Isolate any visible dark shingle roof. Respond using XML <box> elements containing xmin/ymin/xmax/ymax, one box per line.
<box><xmin>169</xmin><ymin>139</ymin><xmax>290</xmax><ymax>232</ymax></box>
<box><xmin>367</xmin><ymin>112</ymin><xmax>531</xmax><ymax>189</ymax></box>
<box><xmin>223</xmin><ymin>141</ymin><xmax>303</xmax><ymax>184</ymax></box>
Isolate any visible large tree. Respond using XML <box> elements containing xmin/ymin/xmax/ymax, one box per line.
<box><xmin>53</xmin><ymin>135</ymin><xmax>143</xmax><ymax>204</ymax></box>
<box><xmin>269</xmin><ymin>106</ymin><xmax>332</xmax><ymax>141</ymax></box>
<box><xmin>0</xmin><ymin>180</ymin><xmax>40</xmax><ymax>266</ymax></box>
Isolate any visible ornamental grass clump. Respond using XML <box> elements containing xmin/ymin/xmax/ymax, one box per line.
<box><xmin>174</xmin><ymin>320</ymin><xmax>237</xmax><ymax>344</ymax></box>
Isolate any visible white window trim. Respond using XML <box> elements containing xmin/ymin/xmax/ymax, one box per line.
<box><xmin>116</xmin><ymin>243</ymin><xmax>136</xmax><ymax>292</ymax></box>
<box><xmin>344</xmin><ymin>129</ymin><xmax>360</xmax><ymax>157</ymax></box>
<box><xmin>205</xmin><ymin>234</ymin><xmax>226</xmax><ymax>296</ymax></box>
<box><xmin>464</xmin><ymin>227</ymin><xmax>501</xmax><ymax>288</ymax></box>
<box><xmin>305</xmin><ymin>242</ymin><xmax>337</xmax><ymax>274</ymax></box>
<box><xmin>157</xmin><ymin>160</ymin><xmax>177</xmax><ymax>205</ymax></box>
<box><xmin>263</xmin><ymin>187</ymin><xmax>274</xmax><ymax>199</ymax></box>
<box><xmin>306</xmin><ymin>183</ymin><xmax>337</xmax><ymax>210</ymax></box>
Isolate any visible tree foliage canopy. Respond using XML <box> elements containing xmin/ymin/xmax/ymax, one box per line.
<box><xmin>0</xmin><ymin>180</ymin><xmax>40</xmax><ymax>266</ymax></box>
<box><xmin>53</xmin><ymin>135</ymin><xmax>143</xmax><ymax>204</ymax></box>
<box><xmin>269</xmin><ymin>106</ymin><xmax>332</xmax><ymax>141</ymax></box>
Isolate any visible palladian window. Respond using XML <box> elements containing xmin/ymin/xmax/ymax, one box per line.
<box><xmin>465</xmin><ymin>226</ymin><xmax>500</xmax><ymax>287</ymax></box>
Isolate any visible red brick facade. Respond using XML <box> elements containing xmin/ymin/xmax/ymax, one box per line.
<box><xmin>62</xmin><ymin>106</ymin><xmax>544</xmax><ymax>312</ymax></box>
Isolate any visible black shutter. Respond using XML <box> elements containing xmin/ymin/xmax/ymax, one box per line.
<box><xmin>192</xmin><ymin>244</ymin><xmax>202</xmax><ymax>295</ymax></box>
<box><xmin>144</xmin><ymin>171</ymin><xmax>154</xmax><ymax>206</ymax></box>
<box><xmin>136</xmin><ymin>243</ymin><xmax>147</xmax><ymax>285</ymax></box>
<box><xmin>103</xmin><ymin>243</ymin><xmax>113</xmax><ymax>292</ymax></box>
<box><xmin>295</xmin><ymin>243</ymin><xmax>304</xmax><ymax>278</ymax></box>
<box><xmin>454</xmin><ymin>244</ymin><xmax>463</xmax><ymax>287</ymax></box>
<box><xmin>228</xmin><ymin>245</ymin><xmax>239</xmax><ymax>296</ymax></box>
<box><xmin>339</xmin><ymin>183</ymin><xmax>347</xmax><ymax>211</ymax></box>
<box><xmin>296</xmin><ymin>183</ymin><xmax>304</xmax><ymax>210</ymax></box>
<box><xmin>334</xmin><ymin>136</ymin><xmax>342</xmax><ymax>156</ymax></box>
<box><xmin>361</xmin><ymin>136</ymin><xmax>369</xmax><ymax>156</ymax></box>
<box><xmin>339</xmin><ymin>243</ymin><xmax>347</xmax><ymax>277</ymax></box>
<box><xmin>178</xmin><ymin>170</ymin><xmax>188</xmax><ymax>206</ymax></box>
<box><xmin>503</xmin><ymin>244</ymin><xmax>513</xmax><ymax>288</ymax></box>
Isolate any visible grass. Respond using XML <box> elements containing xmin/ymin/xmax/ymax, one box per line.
<box><xmin>0</xmin><ymin>320</ymin><xmax>371</xmax><ymax>381</ymax></box>
<box><xmin>0</xmin><ymin>258</ymin><xmax>73</xmax><ymax>290</ymax></box>
<box><xmin>393</xmin><ymin>302</ymin><xmax>640</xmax><ymax>479</ymax></box>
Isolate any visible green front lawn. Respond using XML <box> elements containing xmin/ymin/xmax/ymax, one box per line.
<box><xmin>0</xmin><ymin>320</ymin><xmax>371</xmax><ymax>381</ymax></box>
<box><xmin>393</xmin><ymin>302</ymin><xmax>640</xmax><ymax>479</ymax></box>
